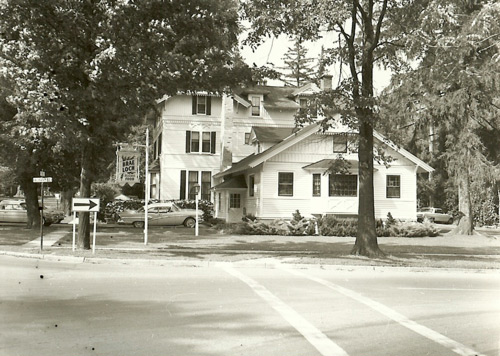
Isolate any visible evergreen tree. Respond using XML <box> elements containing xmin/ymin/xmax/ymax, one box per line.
<box><xmin>380</xmin><ymin>1</ymin><xmax>500</xmax><ymax>233</ymax></box>
<box><xmin>278</xmin><ymin>37</ymin><xmax>316</xmax><ymax>87</ymax></box>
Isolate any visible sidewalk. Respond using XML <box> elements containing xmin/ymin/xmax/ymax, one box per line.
<box><xmin>1</xmin><ymin>224</ymin><xmax>500</xmax><ymax>270</ymax></box>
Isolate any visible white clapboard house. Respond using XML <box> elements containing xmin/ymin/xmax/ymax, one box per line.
<box><xmin>149</xmin><ymin>76</ymin><xmax>433</xmax><ymax>222</ymax></box>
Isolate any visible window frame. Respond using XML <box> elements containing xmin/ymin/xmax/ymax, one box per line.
<box><xmin>196</xmin><ymin>96</ymin><xmax>206</xmax><ymax>115</ymax></box>
<box><xmin>329</xmin><ymin>174</ymin><xmax>358</xmax><ymax>197</ymax></box>
<box><xmin>251</xmin><ymin>96</ymin><xmax>261</xmax><ymax>116</ymax></box>
<box><xmin>278</xmin><ymin>172</ymin><xmax>294</xmax><ymax>197</ymax></box>
<box><xmin>248</xmin><ymin>175</ymin><xmax>255</xmax><ymax>197</ymax></box>
<box><xmin>186</xmin><ymin>131</ymin><xmax>216</xmax><ymax>154</ymax></box>
<box><xmin>187</xmin><ymin>171</ymin><xmax>199</xmax><ymax>200</ymax></box>
<box><xmin>312</xmin><ymin>173</ymin><xmax>321</xmax><ymax>197</ymax></box>
<box><xmin>229</xmin><ymin>193</ymin><xmax>241</xmax><ymax>208</ymax></box>
<box><xmin>386</xmin><ymin>175</ymin><xmax>401</xmax><ymax>199</ymax></box>
<box><xmin>333</xmin><ymin>135</ymin><xmax>348</xmax><ymax>153</ymax></box>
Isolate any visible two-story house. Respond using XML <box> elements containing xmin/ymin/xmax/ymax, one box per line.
<box><xmin>149</xmin><ymin>76</ymin><xmax>433</xmax><ymax>222</ymax></box>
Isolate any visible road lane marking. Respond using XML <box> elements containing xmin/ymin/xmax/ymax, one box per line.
<box><xmin>398</xmin><ymin>287</ymin><xmax>500</xmax><ymax>292</ymax></box>
<box><xmin>278</xmin><ymin>265</ymin><xmax>486</xmax><ymax>356</ymax></box>
<box><xmin>222</xmin><ymin>265</ymin><xmax>350</xmax><ymax>356</ymax></box>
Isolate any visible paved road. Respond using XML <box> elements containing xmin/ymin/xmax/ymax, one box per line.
<box><xmin>1</xmin><ymin>255</ymin><xmax>499</xmax><ymax>356</ymax></box>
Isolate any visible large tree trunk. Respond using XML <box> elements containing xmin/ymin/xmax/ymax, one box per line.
<box><xmin>20</xmin><ymin>178</ymin><xmax>40</xmax><ymax>229</ymax></box>
<box><xmin>61</xmin><ymin>189</ymin><xmax>75</xmax><ymax>216</ymax></box>
<box><xmin>77</xmin><ymin>148</ymin><xmax>93</xmax><ymax>249</ymax></box>
<box><xmin>351</xmin><ymin>119</ymin><xmax>385</xmax><ymax>257</ymax></box>
<box><xmin>451</xmin><ymin>171</ymin><xmax>474</xmax><ymax>235</ymax></box>
<box><xmin>350</xmin><ymin>28</ymin><xmax>384</xmax><ymax>257</ymax></box>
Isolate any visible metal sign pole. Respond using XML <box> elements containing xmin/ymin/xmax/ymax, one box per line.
<box><xmin>40</xmin><ymin>181</ymin><xmax>44</xmax><ymax>250</ymax></box>
<box><xmin>92</xmin><ymin>211</ymin><xmax>97</xmax><ymax>254</ymax></box>
<box><xmin>144</xmin><ymin>127</ymin><xmax>149</xmax><ymax>245</ymax></box>
<box><xmin>72</xmin><ymin>211</ymin><xmax>76</xmax><ymax>252</ymax></box>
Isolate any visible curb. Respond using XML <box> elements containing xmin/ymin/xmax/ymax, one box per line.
<box><xmin>2</xmin><ymin>249</ymin><xmax>499</xmax><ymax>274</ymax></box>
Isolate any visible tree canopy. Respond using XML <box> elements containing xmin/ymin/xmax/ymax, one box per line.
<box><xmin>380</xmin><ymin>1</ymin><xmax>500</xmax><ymax>232</ymax></box>
<box><xmin>241</xmin><ymin>0</ymin><xmax>437</xmax><ymax>257</ymax></box>
<box><xmin>0</xmin><ymin>0</ymin><xmax>251</xmax><ymax>245</ymax></box>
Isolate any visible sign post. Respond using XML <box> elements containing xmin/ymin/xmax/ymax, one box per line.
<box><xmin>72</xmin><ymin>198</ymin><xmax>100</xmax><ymax>253</ymax></box>
<box><xmin>33</xmin><ymin>172</ymin><xmax>52</xmax><ymax>251</ymax></box>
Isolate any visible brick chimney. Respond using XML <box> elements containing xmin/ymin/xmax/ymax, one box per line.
<box><xmin>320</xmin><ymin>75</ymin><xmax>333</xmax><ymax>91</ymax></box>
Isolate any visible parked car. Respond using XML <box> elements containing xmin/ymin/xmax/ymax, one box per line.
<box><xmin>0</xmin><ymin>199</ymin><xmax>64</xmax><ymax>226</ymax></box>
<box><xmin>117</xmin><ymin>202</ymin><xmax>203</xmax><ymax>228</ymax></box>
<box><xmin>417</xmin><ymin>207</ymin><xmax>453</xmax><ymax>224</ymax></box>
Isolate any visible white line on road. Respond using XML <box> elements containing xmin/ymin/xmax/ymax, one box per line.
<box><xmin>279</xmin><ymin>265</ymin><xmax>486</xmax><ymax>356</ymax></box>
<box><xmin>222</xmin><ymin>265</ymin><xmax>350</xmax><ymax>356</ymax></box>
<box><xmin>398</xmin><ymin>287</ymin><xmax>500</xmax><ymax>292</ymax></box>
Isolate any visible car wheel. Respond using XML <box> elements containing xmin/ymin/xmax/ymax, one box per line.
<box><xmin>133</xmin><ymin>221</ymin><xmax>145</xmax><ymax>228</ymax></box>
<box><xmin>43</xmin><ymin>218</ymin><xmax>51</xmax><ymax>227</ymax></box>
<box><xmin>183</xmin><ymin>217</ymin><xmax>196</xmax><ymax>228</ymax></box>
<box><xmin>447</xmin><ymin>217</ymin><xmax>453</xmax><ymax>224</ymax></box>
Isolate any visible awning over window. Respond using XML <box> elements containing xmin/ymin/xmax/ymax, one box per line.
<box><xmin>302</xmin><ymin>159</ymin><xmax>378</xmax><ymax>171</ymax></box>
<box><xmin>212</xmin><ymin>175</ymin><xmax>248</xmax><ymax>190</ymax></box>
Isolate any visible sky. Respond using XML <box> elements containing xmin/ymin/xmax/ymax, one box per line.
<box><xmin>240</xmin><ymin>33</ymin><xmax>393</xmax><ymax>93</ymax></box>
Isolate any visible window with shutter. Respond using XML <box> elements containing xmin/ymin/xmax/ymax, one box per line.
<box><xmin>192</xmin><ymin>95</ymin><xmax>210</xmax><ymax>115</ymax></box>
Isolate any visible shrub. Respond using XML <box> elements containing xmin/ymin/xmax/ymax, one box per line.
<box><xmin>387</xmin><ymin>220</ymin><xmax>438</xmax><ymax>237</ymax></box>
<box><xmin>318</xmin><ymin>215</ymin><xmax>358</xmax><ymax>237</ymax></box>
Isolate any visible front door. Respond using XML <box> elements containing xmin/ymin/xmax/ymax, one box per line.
<box><xmin>227</xmin><ymin>192</ymin><xmax>244</xmax><ymax>223</ymax></box>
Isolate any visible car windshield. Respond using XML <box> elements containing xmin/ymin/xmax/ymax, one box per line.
<box><xmin>419</xmin><ymin>208</ymin><xmax>431</xmax><ymax>212</ymax></box>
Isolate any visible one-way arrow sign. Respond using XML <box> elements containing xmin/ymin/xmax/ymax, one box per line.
<box><xmin>72</xmin><ymin>198</ymin><xmax>100</xmax><ymax>212</ymax></box>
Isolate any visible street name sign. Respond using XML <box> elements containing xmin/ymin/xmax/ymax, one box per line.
<box><xmin>33</xmin><ymin>177</ymin><xmax>53</xmax><ymax>183</ymax></box>
<box><xmin>72</xmin><ymin>198</ymin><xmax>100</xmax><ymax>212</ymax></box>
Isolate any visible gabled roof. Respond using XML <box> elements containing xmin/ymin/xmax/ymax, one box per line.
<box><xmin>292</xmin><ymin>82</ymin><xmax>321</xmax><ymax>96</ymax></box>
<box><xmin>373</xmin><ymin>131</ymin><xmax>434</xmax><ymax>173</ymax></box>
<box><xmin>303</xmin><ymin>159</ymin><xmax>379</xmax><ymax>172</ymax></box>
<box><xmin>214</xmin><ymin>123</ymin><xmax>320</xmax><ymax>178</ymax></box>
<box><xmin>251</xmin><ymin>126</ymin><xmax>298</xmax><ymax>143</ymax></box>
<box><xmin>214</xmin><ymin>123</ymin><xmax>434</xmax><ymax>178</ymax></box>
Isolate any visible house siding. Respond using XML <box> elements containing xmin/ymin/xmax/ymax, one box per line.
<box><xmin>249</xmin><ymin>134</ymin><xmax>421</xmax><ymax>220</ymax></box>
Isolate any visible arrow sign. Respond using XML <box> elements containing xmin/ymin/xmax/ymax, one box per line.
<box><xmin>72</xmin><ymin>198</ymin><xmax>100</xmax><ymax>212</ymax></box>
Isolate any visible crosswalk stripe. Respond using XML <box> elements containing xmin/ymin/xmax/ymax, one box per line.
<box><xmin>222</xmin><ymin>265</ymin><xmax>350</xmax><ymax>356</ymax></box>
<box><xmin>278</xmin><ymin>264</ymin><xmax>486</xmax><ymax>356</ymax></box>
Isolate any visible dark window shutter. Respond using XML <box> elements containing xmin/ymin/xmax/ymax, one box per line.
<box><xmin>185</xmin><ymin>131</ymin><xmax>191</xmax><ymax>153</ymax></box>
<box><xmin>180</xmin><ymin>170</ymin><xmax>186</xmax><ymax>200</ymax></box>
<box><xmin>206</xmin><ymin>96</ymin><xmax>211</xmax><ymax>115</ymax></box>
<box><xmin>192</xmin><ymin>96</ymin><xmax>197</xmax><ymax>115</ymax></box>
<box><xmin>210</xmin><ymin>131</ymin><xmax>216</xmax><ymax>154</ymax></box>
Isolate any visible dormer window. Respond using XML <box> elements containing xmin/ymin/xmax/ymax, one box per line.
<box><xmin>251</xmin><ymin>96</ymin><xmax>261</xmax><ymax>116</ymax></box>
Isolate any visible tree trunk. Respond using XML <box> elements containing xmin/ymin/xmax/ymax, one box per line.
<box><xmin>351</xmin><ymin>119</ymin><xmax>385</xmax><ymax>257</ymax></box>
<box><xmin>451</xmin><ymin>171</ymin><xmax>473</xmax><ymax>235</ymax></box>
<box><xmin>350</xmin><ymin>29</ymin><xmax>384</xmax><ymax>257</ymax></box>
<box><xmin>61</xmin><ymin>189</ymin><xmax>75</xmax><ymax>216</ymax></box>
<box><xmin>21</xmin><ymin>178</ymin><xmax>40</xmax><ymax>229</ymax></box>
<box><xmin>77</xmin><ymin>149</ymin><xmax>93</xmax><ymax>249</ymax></box>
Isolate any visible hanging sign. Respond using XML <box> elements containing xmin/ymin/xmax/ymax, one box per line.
<box><xmin>116</xmin><ymin>146</ymin><xmax>140</xmax><ymax>185</ymax></box>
